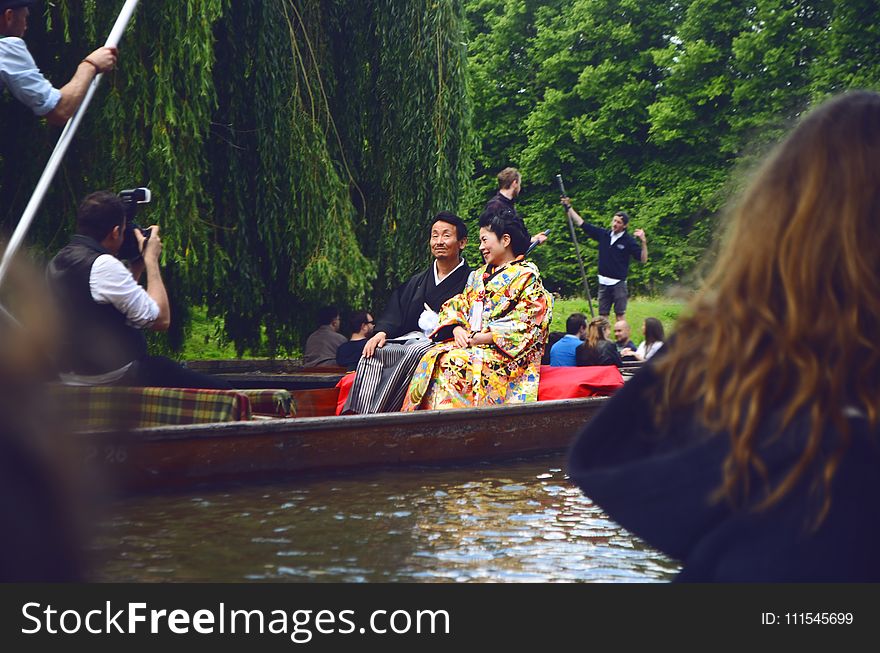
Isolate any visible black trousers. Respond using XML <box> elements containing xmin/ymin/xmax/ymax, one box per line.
<box><xmin>119</xmin><ymin>355</ymin><xmax>232</xmax><ymax>389</ymax></box>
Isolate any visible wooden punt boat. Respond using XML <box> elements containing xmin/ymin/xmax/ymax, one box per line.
<box><xmin>80</xmin><ymin>386</ymin><xmax>610</xmax><ymax>495</ymax></box>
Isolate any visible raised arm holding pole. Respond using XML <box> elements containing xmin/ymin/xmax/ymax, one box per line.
<box><xmin>0</xmin><ymin>0</ymin><xmax>141</xmax><ymax>301</ymax></box>
<box><xmin>556</xmin><ymin>174</ymin><xmax>594</xmax><ymax>318</ymax></box>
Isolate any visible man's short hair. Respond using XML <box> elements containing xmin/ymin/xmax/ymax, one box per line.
<box><xmin>317</xmin><ymin>305</ymin><xmax>339</xmax><ymax>326</ymax></box>
<box><xmin>566</xmin><ymin>313</ymin><xmax>587</xmax><ymax>335</ymax></box>
<box><xmin>347</xmin><ymin>310</ymin><xmax>370</xmax><ymax>336</ymax></box>
<box><xmin>497</xmin><ymin>167</ymin><xmax>520</xmax><ymax>190</ymax></box>
<box><xmin>614</xmin><ymin>211</ymin><xmax>630</xmax><ymax>225</ymax></box>
<box><xmin>76</xmin><ymin>191</ymin><xmax>126</xmax><ymax>242</ymax></box>
<box><xmin>431</xmin><ymin>211</ymin><xmax>468</xmax><ymax>241</ymax></box>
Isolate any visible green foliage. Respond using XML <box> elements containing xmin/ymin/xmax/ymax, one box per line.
<box><xmin>463</xmin><ymin>0</ymin><xmax>880</xmax><ymax>299</ymax></box>
<box><xmin>2</xmin><ymin>0</ymin><xmax>472</xmax><ymax>356</ymax></box>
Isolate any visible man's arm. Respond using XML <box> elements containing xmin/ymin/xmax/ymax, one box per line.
<box><xmin>137</xmin><ymin>225</ymin><xmax>170</xmax><ymax>331</ymax></box>
<box><xmin>633</xmin><ymin>228</ymin><xmax>648</xmax><ymax>263</ymax></box>
<box><xmin>561</xmin><ymin>196</ymin><xmax>605</xmax><ymax>241</ymax></box>
<box><xmin>44</xmin><ymin>46</ymin><xmax>117</xmax><ymax>126</ymax></box>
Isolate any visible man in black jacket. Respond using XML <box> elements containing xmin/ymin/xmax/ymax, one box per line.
<box><xmin>347</xmin><ymin>212</ymin><xmax>470</xmax><ymax>414</ymax></box>
<box><xmin>361</xmin><ymin>212</ymin><xmax>470</xmax><ymax>358</ymax></box>
<box><xmin>560</xmin><ymin>198</ymin><xmax>648</xmax><ymax>321</ymax></box>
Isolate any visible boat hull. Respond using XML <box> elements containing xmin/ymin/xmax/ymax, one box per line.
<box><xmin>80</xmin><ymin>396</ymin><xmax>608</xmax><ymax>493</ymax></box>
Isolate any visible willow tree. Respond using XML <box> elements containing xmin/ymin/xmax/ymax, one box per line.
<box><xmin>0</xmin><ymin>0</ymin><xmax>472</xmax><ymax>355</ymax></box>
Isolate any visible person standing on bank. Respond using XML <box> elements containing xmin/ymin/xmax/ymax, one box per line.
<box><xmin>0</xmin><ymin>0</ymin><xmax>118</xmax><ymax>125</ymax></box>
<box><xmin>47</xmin><ymin>191</ymin><xmax>229</xmax><ymax>389</ymax></box>
<box><xmin>484</xmin><ymin>166</ymin><xmax>548</xmax><ymax>247</ymax></box>
<box><xmin>559</xmin><ymin>200</ymin><xmax>647</xmax><ymax>321</ymax></box>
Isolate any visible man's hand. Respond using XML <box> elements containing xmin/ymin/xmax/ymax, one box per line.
<box><xmin>84</xmin><ymin>46</ymin><xmax>118</xmax><ymax>74</ymax></box>
<box><xmin>634</xmin><ymin>228</ymin><xmax>646</xmax><ymax>243</ymax></box>
<box><xmin>531</xmin><ymin>232</ymin><xmax>549</xmax><ymax>245</ymax></box>
<box><xmin>137</xmin><ymin>225</ymin><xmax>163</xmax><ymax>264</ymax></box>
<box><xmin>362</xmin><ymin>331</ymin><xmax>387</xmax><ymax>358</ymax></box>
<box><xmin>453</xmin><ymin>326</ymin><xmax>470</xmax><ymax>348</ymax></box>
<box><xmin>561</xmin><ymin>196</ymin><xmax>584</xmax><ymax>226</ymax></box>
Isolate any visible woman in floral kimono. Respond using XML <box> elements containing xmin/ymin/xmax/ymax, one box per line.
<box><xmin>402</xmin><ymin>210</ymin><xmax>552</xmax><ymax>410</ymax></box>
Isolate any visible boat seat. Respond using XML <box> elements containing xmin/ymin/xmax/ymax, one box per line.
<box><xmin>332</xmin><ymin>365</ymin><xmax>624</xmax><ymax>414</ymax></box>
<box><xmin>50</xmin><ymin>385</ymin><xmax>295</xmax><ymax>431</ymax></box>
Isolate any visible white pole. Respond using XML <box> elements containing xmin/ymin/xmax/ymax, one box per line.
<box><xmin>0</xmin><ymin>0</ymin><xmax>142</xmax><ymax>291</ymax></box>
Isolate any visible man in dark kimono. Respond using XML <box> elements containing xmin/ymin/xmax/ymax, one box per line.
<box><xmin>345</xmin><ymin>212</ymin><xmax>470</xmax><ymax>414</ymax></box>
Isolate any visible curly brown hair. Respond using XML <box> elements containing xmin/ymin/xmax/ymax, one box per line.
<box><xmin>655</xmin><ymin>91</ymin><xmax>880</xmax><ymax>520</ymax></box>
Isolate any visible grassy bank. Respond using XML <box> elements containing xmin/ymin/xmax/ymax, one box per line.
<box><xmin>549</xmin><ymin>297</ymin><xmax>685</xmax><ymax>345</ymax></box>
<box><xmin>180</xmin><ymin>297</ymin><xmax>687</xmax><ymax>360</ymax></box>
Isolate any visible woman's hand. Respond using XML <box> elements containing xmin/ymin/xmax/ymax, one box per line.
<box><xmin>469</xmin><ymin>331</ymin><xmax>494</xmax><ymax>346</ymax></box>
<box><xmin>453</xmin><ymin>326</ymin><xmax>470</xmax><ymax>348</ymax></box>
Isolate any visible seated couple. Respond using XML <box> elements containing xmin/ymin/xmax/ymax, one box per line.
<box><xmin>344</xmin><ymin>209</ymin><xmax>551</xmax><ymax>414</ymax></box>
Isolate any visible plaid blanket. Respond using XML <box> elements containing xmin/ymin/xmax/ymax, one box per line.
<box><xmin>51</xmin><ymin>385</ymin><xmax>254</xmax><ymax>431</ymax></box>
<box><xmin>235</xmin><ymin>388</ymin><xmax>296</xmax><ymax>417</ymax></box>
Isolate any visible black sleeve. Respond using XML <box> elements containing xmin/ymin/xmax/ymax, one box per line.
<box><xmin>566</xmin><ymin>360</ymin><xmax>729</xmax><ymax>562</ymax></box>
<box><xmin>372</xmin><ymin>277</ymin><xmax>413</xmax><ymax>338</ymax></box>
<box><xmin>575</xmin><ymin>342</ymin><xmax>595</xmax><ymax>367</ymax></box>
<box><xmin>598</xmin><ymin>340</ymin><xmax>622</xmax><ymax>366</ymax></box>
<box><xmin>579</xmin><ymin>221</ymin><xmax>606</xmax><ymax>242</ymax></box>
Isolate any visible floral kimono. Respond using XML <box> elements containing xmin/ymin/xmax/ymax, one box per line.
<box><xmin>401</xmin><ymin>258</ymin><xmax>552</xmax><ymax>410</ymax></box>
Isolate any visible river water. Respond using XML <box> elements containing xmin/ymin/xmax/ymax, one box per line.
<box><xmin>91</xmin><ymin>453</ymin><xmax>679</xmax><ymax>582</ymax></box>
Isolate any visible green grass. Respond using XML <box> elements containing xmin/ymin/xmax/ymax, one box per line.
<box><xmin>181</xmin><ymin>296</ymin><xmax>687</xmax><ymax>360</ymax></box>
<box><xmin>549</xmin><ymin>296</ymin><xmax>685</xmax><ymax>345</ymax></box>
<box><xmin>181</xmin><ymin>306</ymin><xmax>241</xmax><ymax>360</ymax></box>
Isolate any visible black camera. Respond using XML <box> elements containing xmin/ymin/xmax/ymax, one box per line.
<box><xmin>117</xmin><ymin>187</ymin><xmax>152</xmax><ymax>261</ymax></box>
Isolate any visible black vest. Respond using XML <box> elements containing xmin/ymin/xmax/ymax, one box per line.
<box><xmin>47</xmin><ymin>235</ymin><xmax>147</xmax><ymax>375</ymax></box>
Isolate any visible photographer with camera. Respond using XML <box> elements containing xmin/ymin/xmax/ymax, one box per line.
<box><xmin>47</xmin><ymin>190</ymin><xmax>228</xmax><ymax>389</ymax></box>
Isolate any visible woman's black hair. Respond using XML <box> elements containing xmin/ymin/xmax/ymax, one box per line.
<box><xmin>478</xmin><ymin>207</ymin><xmax>531</xmax><ymax>256</ymax></box>
<box><xmin>644</xmin><ymin>317</ymin><xmax>664</xmax><ymax>345</ymax></box>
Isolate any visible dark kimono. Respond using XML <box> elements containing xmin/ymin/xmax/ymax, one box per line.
<box><xmin>344</xmin><ymin>260</ymin><xmax>471</xmax><ymax>414</ymax></box>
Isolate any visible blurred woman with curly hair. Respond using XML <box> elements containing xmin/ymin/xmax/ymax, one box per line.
<box><xmin>569</xmin><ymin>91</ymin><xmax>880</xmax><ymax>581</ymax></box>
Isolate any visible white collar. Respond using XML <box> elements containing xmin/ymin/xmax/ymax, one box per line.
<box><xmin>434</xmin><ymin>258</ymin><xmax>464</xmax><ymax>286</ymax></box>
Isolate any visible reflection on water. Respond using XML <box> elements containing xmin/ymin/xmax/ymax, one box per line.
<box><xmin>92</xmin><ymin>453</ymin><xmax>679</xmax><ymax>582</ymax></box>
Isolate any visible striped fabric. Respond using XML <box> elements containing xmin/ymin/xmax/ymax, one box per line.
<box><xmin>51</xmin><ymin>385</ymin><xmax>254</xmax><ymax>431</ymax></box>
<box><xmin>342</xmin><ymin>338</ymin><xmax>435</xmax><ymax>414</ymax></box>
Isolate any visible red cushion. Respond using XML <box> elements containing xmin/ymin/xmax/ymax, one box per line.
<box><xmin>536</xmin><ymin>365</ymin><xmax>623</xmax><ymax>400</ymax></box>
<box><xmin>335</xmin><ymin>372</ymin><xmax>356</xmax><ymax>415</ymax></box>
<box><xmin>335</xmin><ymin>365</ymin><xmax>622</xmax><ymax>414</ymax></box>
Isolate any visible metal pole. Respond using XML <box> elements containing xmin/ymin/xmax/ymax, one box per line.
<box><xmin>556</xmin><ymin>174</ymin><xmax>594</xmax><ymax>317</ymax></box>
<box><xmin>0</xmin><ymin>0</ymin><xmax>142</xmax><ymax>292</ymax></box>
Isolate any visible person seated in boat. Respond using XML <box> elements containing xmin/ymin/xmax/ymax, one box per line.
<box><xmin>613</xmin><ymin>319</ymin><xmax>638</xmax><ymax>362</ymax></box>
<box><xmin>401</xmin><ymin>210</ymin><xmax>552</xmax><ymax>411</ymax></box>
<box><xmin>344</xmin><ymin>212</ymin><xmax>471</xmax><ymax>414</ymax></box>
<box><xmin>569</xmin><ymin>91</ymin><xmax>880</xmax><ymax>581</ymax></box>
<box><xmin>302</xmin><ymin>306</ymin><xmax>347</xmax><ymax>368</ymax></box>
<box><xmin>620</xmin><ymin>317</ymin><xmax>664</xmax><ymax>361</ymax></box>
<box><xmin>549</xmin><ymin>313</ymin><xmax>587</xmax><ymax>366</ymax></box>
<box><xmin>335</xmin><ymin>310</ymin><xmax>374</xmax><ymax>371</ymax></box>
<box><xmin>47</xmin><ymin>191</ymin><xmax>229</xmax><ymax>388</ymax></box>
<box><xmin>575</xmin><ymin>316</ymin><xmax>621</xmax><ymax>367</ymax></box>
<box><xmin>541</xmin><ymin>330</ymin><xmax>565</xmax><ymax>365</ymax></box>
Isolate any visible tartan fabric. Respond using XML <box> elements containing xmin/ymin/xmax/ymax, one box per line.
<box><xmin>51</xmin><ymin>385</ymin><xmax>253</xmax><ymax>430</ymax></box>
<box><xmin>234</xmin><ymin>389</ymin><xmax>295</xmax><ymax>417</ymax></box>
